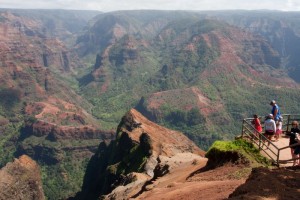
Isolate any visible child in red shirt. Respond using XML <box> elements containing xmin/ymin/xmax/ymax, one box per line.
<box><xmin>252</xmin><ymin>114</ymin><xmax>262</xmax><ymax>137</ymax></box>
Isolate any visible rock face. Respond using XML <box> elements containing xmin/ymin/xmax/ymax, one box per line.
<box><xmin>75</xmin><ymin>109</ymin><xmax>204</xmax><ymax>200</ymax></box>
<box><xmin>16</xmin><ymin>120</ymin><xmax>115</xmax><ymax>165</ymax></box>
<box><xmin>0</xmin><ymin>11</ymin><xmax>95</xmax><ymax>126</ymax></box>
<box><xmin>0</xmin><ymin>155</ymin><xmax>45</xmax><ymax>200</ymax></box>
<box><xmin>0</xmin><ymin>11</ymin><xmax>82</xmax><ymax>74</ymax></box>
<box><xmin>21</xmin><ymin>120</ymin><xmax>114</xmax><ymax>141</ymax></box>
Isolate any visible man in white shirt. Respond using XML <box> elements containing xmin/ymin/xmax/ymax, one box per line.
<box><xmin>264</xmin><ymin>114</ymin><xmax>276</xmax><ymax>146</ymax></box>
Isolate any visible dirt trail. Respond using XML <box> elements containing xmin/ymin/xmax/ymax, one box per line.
<box><xmin>137</xmin><ymin>158</ymin><xmax>246</xmax><ymax>200</ymax></box>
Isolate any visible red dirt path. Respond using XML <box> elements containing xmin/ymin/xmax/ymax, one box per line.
<box><xmin>137</xmin><ymin>159</ymin><xmax>246</xmax><ymax>200</ymax></box>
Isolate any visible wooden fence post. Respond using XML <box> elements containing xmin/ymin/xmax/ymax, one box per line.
<box><xmin>241</xmin><ymin>120</ymin><xmax>245</xmax><ymax>138</ymax></box>
<box><xmin>286</xmin><ymin>115</ymin><xmax>290</xmax><ymax>133</ymax></box>
<box><xmin>277</xmin><ymin>149</ymin><xmax>280</xmax><ymax>167</ymax></box>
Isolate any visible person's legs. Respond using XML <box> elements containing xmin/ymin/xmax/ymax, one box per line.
<box><xmin>294</xmin><ymin>147</ymin><xmax>300</xmax><ymax>165</ymax></box>
<box><xmin>274</xmin><ymin>131</ymin><xmax>279</xmax><ymax>141</ymax></box>
<box><xmin>254</xmin><ymin>131</ymin><xmax>259</xmax><ymax>139</ymax></box>
<box><xmin>291</xmin><ymin>148</ymin><xmax>297</xmax><ymax>166</ymax></box>
<box><xmin>267</xmin><ymin>135</ymin><xmax>273</xmax><ymax>146</ymax></box>
<box><xmin>263</xmin><ymin>133</ymin><xmax>267</xmax><ymax>143</ymax></box>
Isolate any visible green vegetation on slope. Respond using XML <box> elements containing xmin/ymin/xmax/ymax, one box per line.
<box><xmin>0</xmin><ymin>122</ymin><xmax>23</xmax><ymax>168</ymax></box>
<box><xmin>206</xmin><ymin>139</ymin><xmax>270</xmax><ymax>167</ymax></box>
<box><xmin>204</xmin><ymin>139</ymin><xmax>271</xmax><ymax>180</ymax></box>
<box><xmin>0</xmin><ymin>87</ymin><xmax>24</xmax><ymax>168</ymax></box>
<box><xmin>41</xmin><ymin>156</ymin><xmax>90</xmax><ymax>200</ymax></box>
<box><xmin>16</xmin><ymin>132</ymin><xmax>100</xmax><ymax>199</ymax></box>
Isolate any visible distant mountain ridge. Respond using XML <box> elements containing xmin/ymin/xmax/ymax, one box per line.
<box><xmin>203</xmin><ymin>11</ymin><xmax>300</xmax><ymax>82</ymax></box>
<box><xmin>0</xmin><ymin>8</ymin><xmax>101</xmax><ymax>44</ymax></box>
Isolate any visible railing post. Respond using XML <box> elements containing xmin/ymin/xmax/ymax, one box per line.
<box><xmin>258</xmin><ymin>134</ymin><xmax>262</xmax><ymax>150</ymax></box>
<box><xmin>286</xmin><ymin>114</ymin><xmax>290</xmax><ymax>133</ymax></box>
<box><xmin>241</xmin><ymin>120</ymin><xmax>245</xmax><ymax>138</ymax></box>
<box><xmin>277</xmin><ymin>149</ymin><xmax>280</xmax><ymax>167</ymax></box>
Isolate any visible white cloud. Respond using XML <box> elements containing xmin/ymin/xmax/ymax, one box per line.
<box><xmin>1</xmin><ymin>0</ymin><xmax>300</xmax><ymax>12</ymax></box>
<box><xmin>286</xmin><ymin>0</ymin><xmax>300</xmax><ymax>11</ymax></box>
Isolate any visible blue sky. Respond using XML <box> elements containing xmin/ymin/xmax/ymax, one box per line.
<box><xmin>1</xmin><ymin>0</ymin><xmax>300</xmax><ymax>12</ymax></box>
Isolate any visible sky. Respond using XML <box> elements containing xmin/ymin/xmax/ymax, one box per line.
<box><xmin>1</xmin><ymin>0</ymin><xmax>300</xmax><ymax>12</ymax></box>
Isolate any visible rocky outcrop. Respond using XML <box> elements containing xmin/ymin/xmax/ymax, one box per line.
<box><xmin>17</xmin><ymin>121</ymin><xmax>115</xmax><ymax>165</ymax></box>
<box><xmin>0</xmin><ymin>155</ymin><xmax>45</xmax><ymax>200</ymax></box>
<box><xmin>75</xmin><ymin>109</ymin><xmax>204</xmax><ymax>200</ymax></box>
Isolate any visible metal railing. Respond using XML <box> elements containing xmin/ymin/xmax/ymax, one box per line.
<box><xmin>282</xmin><ymin>114</ymin><xmax>300</xmax><ymax>133</ymax></box>
<box><xmin>241</xmin><ymin>114</ymin><xmax>300</xmax><ymax>166</ymax></box>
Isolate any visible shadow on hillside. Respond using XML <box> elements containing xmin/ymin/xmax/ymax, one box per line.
<box><xmin>187</xmin><ymin>149</ymin><xmax>244</xmax><ymax>179</ymax></box>
<box><xmin>228</xmin><ymin>166</ymin><xmax>300</xmax><ymax>199</ymax></box>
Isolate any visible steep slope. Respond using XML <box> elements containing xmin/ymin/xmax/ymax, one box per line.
<box><xmin>0</xmin><ymin>11</ymin><xmax>88</xmax><ymax>114</ymax></box>
<box><xmin>0</xmin><ymin>155</ymin><xmax>45</xmax><ymax>200</ymax></box>
<box><xmin>75</xmin><ymin>109</ymin><xmax>204</xmax><ymax>199</ymax></box>
<box><xmin>207</xmin><ymin>11</ymin><xmax>300</xmax><ymax>82</ymax></box>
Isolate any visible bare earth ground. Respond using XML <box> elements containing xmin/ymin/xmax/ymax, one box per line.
<box><xmin>137</xmin><ymin>158</ymin><xmax>246</xmax><ymax>200</ymax></box>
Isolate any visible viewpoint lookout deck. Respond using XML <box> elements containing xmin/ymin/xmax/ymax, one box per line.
<box><xmin>242</xmin><ymin>114</ymin><xmax>300</xmax><ymax>166</ymax></box>
<box><xmin>261</xmin><ymin>137</ymin><xmax>294</xmax><ymax>166</ymax></box>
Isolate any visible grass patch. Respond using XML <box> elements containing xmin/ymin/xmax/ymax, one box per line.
<box><xmin>206</xmin><ymin>139</ymin><xmax>271</xmax><ymax>167</ymax></box>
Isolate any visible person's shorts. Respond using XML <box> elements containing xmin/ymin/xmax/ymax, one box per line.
<box><xmin>294</xmin><ymin>146</ymin><xmax>300</xmax><ymax>155</ymax></box>
<box><xmin>275</xmin><ymin>129</ymin><xmax>282</xmax><ymax>136</ymax></box>
<box><xmin>265</xmin><ymin>130</ymin><xmax>274</xmax><ymax>135</ymax></box>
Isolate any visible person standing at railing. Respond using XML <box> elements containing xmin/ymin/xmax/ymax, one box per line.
<box><xmin>274</xmin><ymin>117</ymin><xmax>283</xmax><ymax>142</ymax></box>
<box><xmin>294</xmin><ymin>134</ymin><xmax>300</xmax><ymax>166</ymax></box>
<box><xmin>285</xmin><ymin>121</ymin><xmax>300</xmax><ymax>166</ymax></box>
<box><xmin>264</xmin><ymin>114</ymin><xmax>276</xmax><ymax>147</ymax></box>
<box><xmin>252</xmin><ymin>114</ymin><xmax>262</xmax><ymax>138</ymax></box>
<box><xmin>270</xmin><ymin>100</ymin><xmax>282</xmax><ymax>122</ymax></box>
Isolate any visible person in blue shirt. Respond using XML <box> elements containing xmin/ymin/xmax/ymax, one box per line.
<box><xmin>270</xmin><ymin>100</ymin><xmax>281</xmax><ymax>122</ymax></box>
